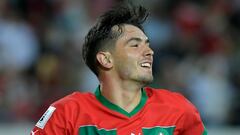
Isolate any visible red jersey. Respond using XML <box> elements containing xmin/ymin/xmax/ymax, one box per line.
<box><xmin>31</xmin><ymin>87</ymin><xmax>207</xmax><ymax>135</ymax></box>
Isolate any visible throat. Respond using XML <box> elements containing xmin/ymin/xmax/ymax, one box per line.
<box><xmin>102</xmin><ymin>88</ymin><xmax>142</xmax><ymax>113</ymax></box>
<box><xmin>120</xmin><ymin>92</ymin><xmax>142</xmax><ymax>113</ymax></box>
<box><xmin>96</xmin><ymin>86</ymin><xmax>148</xmax><ymax>117</ymax></box>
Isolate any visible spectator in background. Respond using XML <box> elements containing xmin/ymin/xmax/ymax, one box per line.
<box><xmin>0</xmin><ymin>0</ymin><xmax>39</xmax><ymax>122</ymax></box>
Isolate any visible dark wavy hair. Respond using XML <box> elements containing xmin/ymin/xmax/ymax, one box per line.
<box><xmin>82</xmin><ymin>2</ymin><xmax>149</xmax><ymax>76</ymax></box>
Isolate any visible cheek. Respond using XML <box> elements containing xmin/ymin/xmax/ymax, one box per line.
<box><xmin>113</xmin><ymin>50</ymin><xmax>139</xmax><ymax>70</ymax></box>
<box><xmin>121</xmin><ymin>54</ymin><xmax>137</xmax><ymax>67</ymax></box>
<box><xmin>115</xmin><ymin>58</ymin><xmax>135</xmax><ymax>75</ymax></box>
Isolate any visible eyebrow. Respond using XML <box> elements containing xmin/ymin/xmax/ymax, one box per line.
<box><xmin>126</xmin><ymin>37</ymin><xmax>150</xmax><ymax>44</ymax></box>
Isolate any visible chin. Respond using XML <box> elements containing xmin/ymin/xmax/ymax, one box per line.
<box><xmin>139</xmin><ymin>76</ymin><xmax>153</xmax><ymax>85</ymax></box>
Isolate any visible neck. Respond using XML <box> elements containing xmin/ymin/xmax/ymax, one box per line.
<box><xmin>99</xmin><ymin>75</ymin><xmax>143</xmax><ymax>113</ymax></box>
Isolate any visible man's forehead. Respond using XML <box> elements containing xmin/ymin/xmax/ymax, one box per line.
<box><xmin>111</xmin><ymin>24</ymin><xmax>143</xmax><ymax>33</ymax></box>
<box><xmin>121</xmin><ymin>25</ymin><xmax>148</xmax><ymax>40</ymax></box>
<box><xmin>122</xmin><ymin>24</ymin><xmax>143</xmax><ymax>33</ymax></box>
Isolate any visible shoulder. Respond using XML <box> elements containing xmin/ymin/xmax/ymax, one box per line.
<box><xmin>144</xmin><ymin>87</ymin><xmax>188</xmax><ymax>102</ymax></box>
<box><xmin>145</xmin><ymin>87</ymin><xmax>206</xmax><ymax>133</ymax></box>
<box><xmin>144</xmin><ymin>87</ymin><xmax>197</xmax><ymax>112</ymax></box>
<box><xmin>35</xmin><ymin>91</ymin><xmax>95</xmax><ymax>128</ymax></box>
<box><xmin>32</xmin><ymin>91</ymin><xmax>95</xmax><ymax>134</ymax></box>
<box><xmin>51</xmin><ymin>91</ymin><xmax>95</xmax><ymax>110</ymax></box>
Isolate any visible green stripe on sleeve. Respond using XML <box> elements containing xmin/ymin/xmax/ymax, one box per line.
<box><xmin>202</xmin><ymin>126</ymin><xmax>208</xmax><ymax>135</ymax></box>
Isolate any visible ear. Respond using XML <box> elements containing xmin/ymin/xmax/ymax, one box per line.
<box><xmin>96</xmin><ymin>52</ymin><xmax>113</xmax><ymax>69</ymax></box>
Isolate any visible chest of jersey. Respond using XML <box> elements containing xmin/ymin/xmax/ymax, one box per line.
<box><xmin>32</xmin><ymin>88</ymin><xmax>206</xmax><ymax>135</ymax></box>
<box><xmin>76</xmin><ymin>100</ymin><xmax>180</xmax><ymax>135</ymax></box>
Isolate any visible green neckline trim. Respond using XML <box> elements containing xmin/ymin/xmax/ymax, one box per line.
<box><xmin>94</xmin><ymin>86</ymin><xmax>147</xmax><ymax>117</ymax></box>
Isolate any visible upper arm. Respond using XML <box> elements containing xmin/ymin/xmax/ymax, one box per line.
<box><xmin>30</xmin><ymin>105</ymin><xmax>70</xmax><ymax>135</ymax></box>
<box><xmin>174</xmin><ymin>93</ymin><xmax>207</xmax><ymax>135</ymax></box>
<box><xmin>181</xmin><ymin>108</ymin><xmax>207</xmax><ymax>135</ymax></box>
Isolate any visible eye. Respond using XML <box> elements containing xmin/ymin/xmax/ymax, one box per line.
<box><xmin>130</xmin><ymin>44</ymin><xmax>139</xmax><ymax>47</ymax></box>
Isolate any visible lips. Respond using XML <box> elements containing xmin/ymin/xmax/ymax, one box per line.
<box><xmin>140</xmin><ymin>60</ymin><xmax>152</xmax><ymax>69</ymax></box>
<box><xmin>141</xmin><ymin>62</ymin><xmax>151</xmax><ymax>68</ymax></box>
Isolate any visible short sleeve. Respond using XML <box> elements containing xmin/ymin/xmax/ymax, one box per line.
<box><xmin>30</xmin><ymin>104</ymin><xmax>70</xmax><ymax>135</ymax></box>
<box><xmin>182</xmin><ymin>107</ymin><xmax>207</xmax><ymax>134</ymax></box>
<box><xmin>176</xmin><ymin>94</ymin><xmax>207</xmax><ymax>135</ymax></box>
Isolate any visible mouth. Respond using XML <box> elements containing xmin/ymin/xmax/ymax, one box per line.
<box><xmin>140</xmin><ymin>61</ymin><xmax>152</xmax><ymax>69</ymax></box>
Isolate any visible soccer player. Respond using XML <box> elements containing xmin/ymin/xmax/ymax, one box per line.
<box><xmin>30</xmin><ymin>2</ymin><xmax>207</xmax><ymax>135</ymax></box>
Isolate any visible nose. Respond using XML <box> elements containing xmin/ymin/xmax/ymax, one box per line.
<box><xmin>144</xmin><ymin>45</ymin><xmax>154</xmax><ymax>57</ymax></box>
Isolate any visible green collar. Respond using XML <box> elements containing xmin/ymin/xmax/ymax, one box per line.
<box><xmin>94</xmin><ymin>86</ymin><xmax>148</xmax><ymax>117</ymax></box>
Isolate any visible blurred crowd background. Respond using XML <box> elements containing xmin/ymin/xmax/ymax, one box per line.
<box><xmin>0</xmin><ymin>0</ymin><xmax>240</xmax><ymax>129</ymax></box>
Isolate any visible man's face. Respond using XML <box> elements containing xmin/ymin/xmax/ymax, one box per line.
<box><xmin>111</xmin><ymin>24</ymin><xmax>154</xmax><ymax>84</ymax></box>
